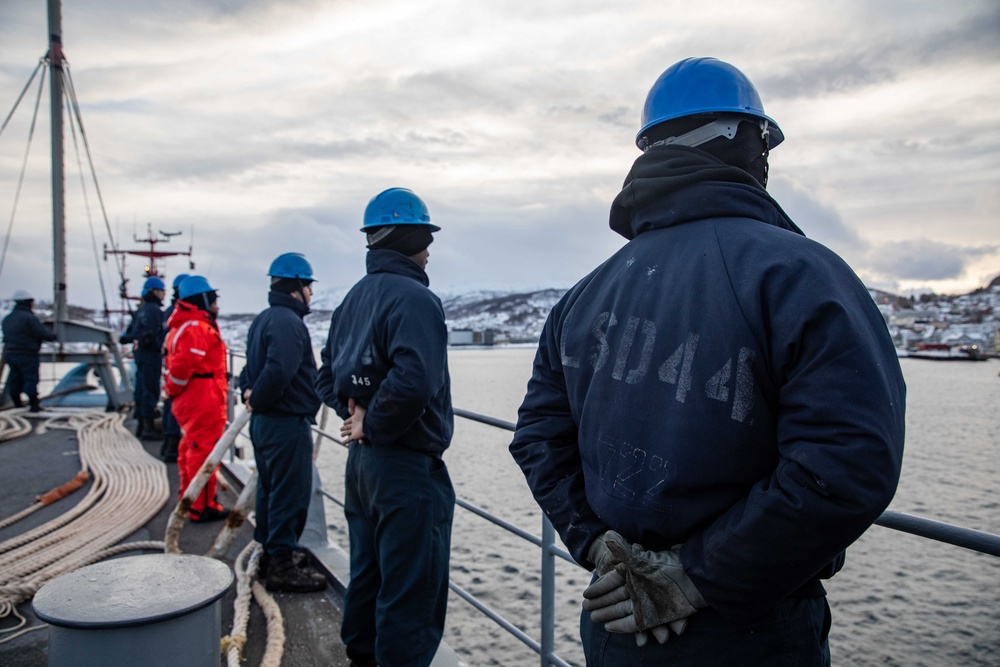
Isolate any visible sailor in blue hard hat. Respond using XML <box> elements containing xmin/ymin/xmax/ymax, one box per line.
<box><xmin>238</xmin><ymin>252</ymin><xmax>328</xmax><ymax>593</ymax></box>
<box><xmin>317</xmin><ymin>187</ymin><xmax>454</xmax><ymax>667</ymax></box>
<box><xmin>510</xmin><ymin>56</ymin><xmax>905</xmax><ymax>665</ymax></box>
<box><xmin>130</xmin><ymin>275</ymin><xmax>168</xmax><ymax>439</ymax></box>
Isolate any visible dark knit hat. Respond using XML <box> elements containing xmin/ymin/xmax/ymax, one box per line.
<box><xmin>367</xmin><ymin>224</ymin><xmax>435</xmax><ymax>256</ymax></box>
<box><xmin>270</xmin><ymin>277</ymin><xmax>314</xmax><ymax>294</ymax></box>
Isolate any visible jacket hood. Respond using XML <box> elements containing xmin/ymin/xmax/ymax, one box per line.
<box><xmin>609</xmin><ymin>145</ymin><xmax>804</xmax><ymax>240</ymax></box>
<box><xmin>366</xmin><ymin>248</ymin><xmax>430</xmax><ymax>287</ymax></box>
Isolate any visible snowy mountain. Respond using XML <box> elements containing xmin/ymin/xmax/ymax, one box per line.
<box><xmin>3</xmin><ymin>278</ymin><xmax>996</xmax><ymax>354</ymax></box>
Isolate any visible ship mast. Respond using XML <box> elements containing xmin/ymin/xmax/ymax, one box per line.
<box><xmin>48</xmin><ymin>0</ymin><xmax>68</xmax><ymax>325</ymax></box>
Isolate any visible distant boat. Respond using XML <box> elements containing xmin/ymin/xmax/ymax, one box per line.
<box><xmin>906</xmin><ymin>342</ymin><xmax>989</xmax><ymax>361</ymax></box>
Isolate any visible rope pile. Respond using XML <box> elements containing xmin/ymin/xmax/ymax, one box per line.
<box><xmin>0</xmin><ymin>411</ymin><xmax>32</xmax><ymax>443</ymax></box>
<box><xmin>2</xmin><ymin>406</ymin><xmax>294</xmax><ymax>666</ymax></box>
<box><xmin>0</xmin><ymin>410</ymin><xmax>170</xmax><ymax>626</ymax></box>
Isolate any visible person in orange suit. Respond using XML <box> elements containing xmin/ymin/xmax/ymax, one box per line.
<box><xmin>164</xmin><ymin>275</ymin><xmax>230</xmax><ymax>523</ymax></box>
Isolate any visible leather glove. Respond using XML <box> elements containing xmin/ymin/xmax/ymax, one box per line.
<box><xmin>583</xmin><ymin>568</ymin><xmax>689</xmax><ymax>642</ymax></box>
<box><xmin>583</xmin><ymin>531</ymin><xmax>690</xmax><ymax>644</ymax></box>
<box><xmin>586</xmin><ymin>530</ymin><xmax>619</xmax><ymax>574</ymax></box>
<box><xmin>583</xmin><ymin>538</ymin><xmax>706</xmax><ymax>634</ymax></box>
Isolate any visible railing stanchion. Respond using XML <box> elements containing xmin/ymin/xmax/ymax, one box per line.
<box><xmin>541</xmin><ymin>515</ymin><xmax>556</xmax><ymax>666</ymax></box>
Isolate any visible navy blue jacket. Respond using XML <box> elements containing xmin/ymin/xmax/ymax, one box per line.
<box><xmin>2</xmin><ymin>303</ymin><xmax>56</xmax><ymax>354</ymax></box>
<box><xmin>316</xmin><ymin>250</ymin><xmax>453</xmax><ymax>457</ymax></box>
<box><xmin>128</xmin><ymin>293</ymin><xmax>165</xmax><ymax>352</ymax></box>
<box><xmin>509</xmin><ymin>146</ymin><xmax>906</xmax><ymax>620</ymax></box>
<box><xmin>239</xmin><ymin>291</ymin><xmax>320</xmax><ymax>418</ymax></box>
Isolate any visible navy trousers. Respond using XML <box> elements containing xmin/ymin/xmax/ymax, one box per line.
<box><xmin>341</xmin><ymin>442</ymin><xmax>455</xmax><ymax>667</ymax></box>
<box><xmin>161</xmin><ymin>398</ymin><xmax>181</xmax><ymax>438</ymax></box>
<box><xmin>4</xmin><ymin>353</ymin><xmax>40</xmax><ymax>403</ymax></box>
<box><xmin>250</xmin><ymin>413</ymin><xmax>313</xmax><ymax>554</ymax></box>
<box><xmin>133</xmin><ymin>349</ymin><xmax>161</xmax><ymax>420</ymax></box>
<box><xmin>581</xmin><ymin>593</ymin><xmax>831</xmax><ymax>666</ymax></box>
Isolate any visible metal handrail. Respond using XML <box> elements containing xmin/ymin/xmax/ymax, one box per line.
<box><xmin>305</xmin><ymin>416</ymin><xmax>575</xmax><ymax>666</ymax></box>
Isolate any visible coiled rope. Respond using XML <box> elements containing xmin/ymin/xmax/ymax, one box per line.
<box><xmin>0</xmin><ymin>411</ymin><xmax>31</xmax><ymax>443</ymax></box>
<box><xmin>0</xmin><ymin>409</ymin><xmax>170</xmax><ymax>634</ymax></box>
<box><xmin>2</xmin><ymin>406</ymin><xmax>293</xmax><ymax>666</ymax></box>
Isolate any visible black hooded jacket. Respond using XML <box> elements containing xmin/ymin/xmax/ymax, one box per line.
<box><xmin>316</xmin><ymin>250</ymin><xmax>453</xmax><ymax>457</ymax></box>
<box><xmin>510</xmin><ymin>146</ymin><xmax>905</xmax><ymax>620</ymax></box>
<box><xmin>2</xmin><ymin>302</ymin><xmax>56</xmax><ymax>354</ymax></box>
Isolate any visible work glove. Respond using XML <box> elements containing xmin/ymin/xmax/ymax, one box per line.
<box><xmin>584</xmin><ymin>531</ymin><xmax>686</xmax><ymax>645</ymax></box>
<box><xmin>583</xmin><ymin>536</ymin><xmax>706</xmax><ymax>637</ymax></box>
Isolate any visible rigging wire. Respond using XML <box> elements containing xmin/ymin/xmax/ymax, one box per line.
<box><xmin>0</xmin><ymin>66</ymin><xmax>47</xmax><ymax>283</ymax></box>
<box><xmin>62</xmin><ymin>67</ymin><xmax>111</xmax><ymax>319</ymax></box>
<box><xmin>63</xmin><ymin>65</ymin><xmax>124</xmax><ymax>317</ymax></box>
<box><xmin>0</xmin><ymin>60</ymin><xmax>44</xmax><ymax>140</ymax></box>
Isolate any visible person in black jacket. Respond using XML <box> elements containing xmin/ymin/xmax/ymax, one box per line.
<box><xmin>239</xmin><ymin>253</ymin><xmax>327</xmax><ymax>593</ymax></box>
<box><xmin>509</xmin><ymin>58</ymin><xmax>906</xmax><ymax>666</ymax></box>
<box><xmin>2</xmin><ymin>289</ymin><xmax>56</xmax><ymax>412</ymax></box>
<box><xmin>316</xmin><ymin>188</ymin><xmax>454</xmax><ymax>667</ymax></box>
<box><xmin>126</xmin><ymin>276</ymin><xmax>167</xmax><ymax>439</ymax></box>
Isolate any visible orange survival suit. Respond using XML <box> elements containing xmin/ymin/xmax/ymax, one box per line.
<box><xmin>164</xmin><ymin>300</ymin><xmax>229</xmax><ymax>520</ymax></box>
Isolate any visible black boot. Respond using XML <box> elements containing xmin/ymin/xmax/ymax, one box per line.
<box><xmin>258</xmin><ymin>550</ymin><xmax>309</xmax><ymax>579</ymax></box>
<box><xmin>160</xmin><ymin>436</ymin><xmax>179</xmax><ymax>463</ymax></box>
<box><xmin>265</xmin><ymin>551</ymin><xmax>327</xmax><ymax>593</ymax></box>
<box><xmin>10</xmin><ymin>394</ymin><xmax>23</xmax><ymax>408</ymax></box>
<box><xmin>135</xmin><ymin>418</ymin><xmax>145</xmax><ymax>438</ymax></box>
<box><xmin>27</xmin><ymin>395</ymin><xmax>41</xmax><ymax>413</ymax></box>
<box><xmin>140</xmin><ymin>418</ymin><xmax>162</xmax><ymax>440</ymax></box>
<box><xmin>190</xmin><ymin>506</ymin><xmax>230</xmax><ymax>523</ymax></box>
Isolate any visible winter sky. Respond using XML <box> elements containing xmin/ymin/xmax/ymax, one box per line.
<box><xmin>1</xmin><ymin>0</ymin><xmax>998</xmax><ymax>314</ymax></box>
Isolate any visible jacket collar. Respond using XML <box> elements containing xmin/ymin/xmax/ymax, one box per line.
<box><xmin>366</xmin><ymin>249</ymin><xmax>430</xmax><ymax>287</ymax></box>
<box><xmin>167</xmin><ymin>299</ymin><xmax>214</xmax><ymax>328</ymax></box>
<box><xmin>267</xmin><ymin>290</ymin><xmax>310</xmax><ymax>317</ymax></box>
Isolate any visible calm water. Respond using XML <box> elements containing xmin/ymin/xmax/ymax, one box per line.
<box><xmin>316</xmin><ymin>349</ymin><xmax>1000</xmax><ymax>666</ymax></box>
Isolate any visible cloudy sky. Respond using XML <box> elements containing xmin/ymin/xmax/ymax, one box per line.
<box><xmin>1</xmin><ymin>0</ymin><xmax>998</xmax><ymax>314</ymax></box>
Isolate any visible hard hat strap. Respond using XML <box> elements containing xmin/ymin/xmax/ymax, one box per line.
<box><xmin>645</xmin><ymin>115</ymin><xmax>755</xmax><ymax>151</ymax></box>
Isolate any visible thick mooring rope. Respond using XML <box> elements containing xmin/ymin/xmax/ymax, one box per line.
<box><xmin>223</xmin><ymin>541</ymin><xmax>285</xmax><ymax>667</ymax></box>
<box><xmin>0</xmin><ymin>410</ymin><xmax>170</xmax><ymax>624</ymax></box>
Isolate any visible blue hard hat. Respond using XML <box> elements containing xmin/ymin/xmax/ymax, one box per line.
<box><xmin>143</xmin><ymin>276</ymin><xmax>166</xmax><ymax>292</ymax></box>
<box><xmin>636</xmin><ymin>57</ymin><xmax>783</xmax><ymax>150</ymax></box>
<box><xmin>361</xmin><ymin>188</ymin><xmax>440</xmax><ymax>232</ymax></box>
<box><xmin>178</xmin><ymin>275</ymin><xmax>216</xmax><ymax>300</ymax></box>
<box><xmin>172</xmin><ymin>273</ymin><xmax>190</xmax><ymax>289</ymax></box>
<box><xmin>267</xmin><ymin>253</ymin><xmax>315</xmax><ymax>281</ymax></box>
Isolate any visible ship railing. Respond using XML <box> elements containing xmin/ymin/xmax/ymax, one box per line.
<box><xmin>223</xmin><ymin>354</ymin><xmax>1000</xmax><ymax>667</ymax></box>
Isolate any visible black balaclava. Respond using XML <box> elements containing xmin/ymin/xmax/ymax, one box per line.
<box><xmin>644</xmin><ymin>115</ymin><xmax>770</xmax><ymax>188</ymax></box>
<box><xmin>182</xmin><ymin>290</ymin><xmax>217</xmax><ymax>317</ymax></box>
<box><xmin>367</xmin><ymin>225</ymin><xmax>434</xmax><ymax>257</ymax></box>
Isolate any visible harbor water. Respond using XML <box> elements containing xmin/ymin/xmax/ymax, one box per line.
<box><xmin>316</xmin><ymin>349</ymin><xmax>999</xmax><ymax>666</ymax></box>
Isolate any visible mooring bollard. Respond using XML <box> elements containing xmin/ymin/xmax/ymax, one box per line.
<box><xmin>33</xmin><ymin>553</ymin><xmax>233</xmax><ymax>667</ymax></box>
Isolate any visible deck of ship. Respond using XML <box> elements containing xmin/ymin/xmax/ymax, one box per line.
<box><xmin>0</xmin><ymin>410</ymin><xmax>351</xmax><ymax>667</ymax></box>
